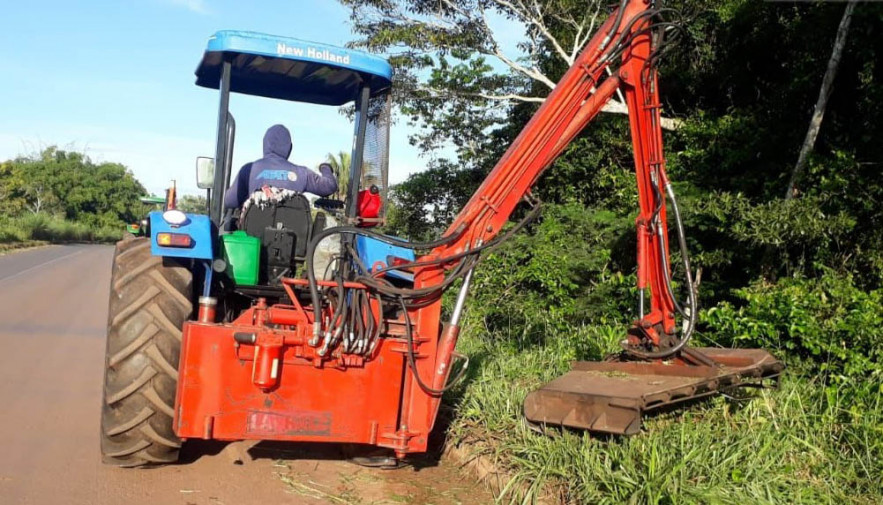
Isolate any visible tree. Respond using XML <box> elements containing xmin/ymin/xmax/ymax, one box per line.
<box><xmin>325</xmin><ymin>151</ymin><xmax>351</xmax><ymax>200</ymax></box>
<box><xmin>376</xmin><ymin>0</ymin><xmax>883</xmax><ymax>290</ymax></box>
<box><xmin>24</xmin><ymin>183</ymin><xmax>53</xmax><ymax>214</ymax></box>
<box><xmin>785</xmin><ymin>1</ymin><xmax>858</xmax><ymax>200</ymax></box>
<box><xmin>0</xmin><ymin>147</ymin><xmax>147</xmax><ymax>227</ymax></box>
<box><xmin>341</xmin><ymin>0</ymin><xmax>679</xmax><ymax>160</ymax></box>
<box><xmin>177</xmin><ymin>194</ymin><xmax>208</xmax><ymax>214</ymax></box>
<box><xmin>385</xmin><ymin>159</ymin><xmax>485</xmax><ymax>239</ymax></box>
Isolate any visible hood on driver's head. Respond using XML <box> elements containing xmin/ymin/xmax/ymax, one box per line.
<box><xmin>263</xmin><ymin>124</ymin><xmax>292</xmax><ymax>159</ymax></box>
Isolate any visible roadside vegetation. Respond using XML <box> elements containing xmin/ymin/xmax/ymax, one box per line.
<box><xmin>0</xmin><ymin>147</ymin><xmax>147</xmax><ymax>245</ymax></box>
<box><xmin>446</xmin><ymin>263</ymin><xmax>882</xmax><ymax>503</ymax></box>
<box><xmin>342</xmin><ymin>0</ymin><xmax>883</xmax><ymax>502</ymax></box>
<box><xmin>0</xmin><ymin>213</ymin><xmax>121</xmax><ymax>245</ymax></box>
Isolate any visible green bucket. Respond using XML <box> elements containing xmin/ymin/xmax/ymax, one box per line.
<box><xmin>221</xmin><ymin>231</ymin><xmax>260</xmax><ymax>285</ymax></box>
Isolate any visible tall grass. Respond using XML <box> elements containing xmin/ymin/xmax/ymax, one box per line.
<box><xmin>0</xmin><ymin>213</ymin><xmax>121</xmax><ymax>244</ymax></box>
<box><xmin>447</xmin><ymin>323</ymin><xmax>883</xmax><ymax>504</ymax></box>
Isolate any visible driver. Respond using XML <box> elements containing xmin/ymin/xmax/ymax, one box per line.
<box><xmin>223</xmin><ymin>124</ymin><xmax>338</xmax><ymax>209</ymax></box>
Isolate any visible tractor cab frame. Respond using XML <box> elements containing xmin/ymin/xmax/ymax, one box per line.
<box><xmin>194</xmin><ymin>30</ymin><xmax>394</xmax><ymax>228</ymax></box>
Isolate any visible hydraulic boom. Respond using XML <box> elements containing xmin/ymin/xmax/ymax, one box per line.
<box><xmin>381</xmin><ymin>0</ymin><xmax>783</xmax><ymax>439</ymax></box>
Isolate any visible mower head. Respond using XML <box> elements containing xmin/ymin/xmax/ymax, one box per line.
<box><xmin>524</xmin><ymin>348</ymin><xmax>783</xmax><ymax>434</ymax></box>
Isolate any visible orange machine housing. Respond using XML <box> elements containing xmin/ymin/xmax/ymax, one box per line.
<box><xmin>175</xmin><ymin>280</ymin><xmax>446</xmax><ymax>456</ymax></box>
<box><xmin>175</xmin><ymin>321</ymin><xmax>417</xmax><ymax>449</ymax></box>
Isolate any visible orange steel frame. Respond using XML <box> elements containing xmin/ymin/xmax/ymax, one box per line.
<box><xmin>175</xmin><ymin>0</ymin><xmax>679</xmax><ymax>457</ymax></box>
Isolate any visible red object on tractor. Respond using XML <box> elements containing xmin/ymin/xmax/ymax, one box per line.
<box><xmin>356</xmin><ymin>186</ymin><xmax>382</xmax><ymax>227</ymax></box>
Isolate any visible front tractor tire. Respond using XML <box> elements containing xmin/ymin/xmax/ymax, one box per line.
<box><xmin>100</xmin><ymin>237</ymin><xmax>193</xmax><ymax>466</ymax></box>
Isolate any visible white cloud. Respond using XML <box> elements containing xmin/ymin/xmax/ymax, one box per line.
<box><xmin>162</xmin><ymin>0</ymin><xmax>210</xmax><ymax>15</ymax></box>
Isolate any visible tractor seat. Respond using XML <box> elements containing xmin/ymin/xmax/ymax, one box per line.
<box><xmin>240</xmin><ymin>192</ymin><xmax>323</xmax><ymax>284</ymax></box>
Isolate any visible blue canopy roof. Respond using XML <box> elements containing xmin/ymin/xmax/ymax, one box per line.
<box><xmin>195</xmin><ymin>31</ymin><xmax>393</xmax><ymax>106</ymax></box>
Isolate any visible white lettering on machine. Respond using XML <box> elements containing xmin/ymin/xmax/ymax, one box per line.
<box><xmin>276</xmin><ymin>43</ymin><xmax>350</xmax><ymax>65</ymax></box>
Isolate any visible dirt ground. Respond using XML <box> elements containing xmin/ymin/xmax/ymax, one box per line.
<box><xmin>0</xmin><ymin>245</ymin><xmax>493</xmax><ymax>505</ymax></box>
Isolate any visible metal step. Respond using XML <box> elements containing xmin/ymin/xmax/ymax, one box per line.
<box><xmin>522</xmin><ymin>348</ymin><xmax>784</xmax><ymax>435</ymax></box>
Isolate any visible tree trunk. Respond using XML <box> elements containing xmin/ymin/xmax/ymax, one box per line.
<box><xmin>785</xmin><ymin>1</ymin><xmax>857</xmax><ymax>200</ymax></box>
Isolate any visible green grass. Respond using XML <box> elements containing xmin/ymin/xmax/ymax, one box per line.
<box><xmin>0</xmin><ymin>213</ymin><xmax>121</xmax><ymax>244</ymax></box>
<box><xmin>446</xmin><ymin>323</ymin><xmax>883</xmax><ymax>504</ymax></box>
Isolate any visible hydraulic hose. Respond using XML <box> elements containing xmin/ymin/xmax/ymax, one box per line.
<box><xmin>627</xmin><ymin>181</ymin><xmax>697</xmax><ymax>359</ymax></box>
<box><xmin>304</xmin><ymin>204</ymin><xmax>541</xmax><ymax>346</ymax></box>
<box><xmin>367</xmin><ymin>204</ymin><xmax>542</xmax><ymax>278</ymax></box>
<box><xmin>399</xmin><ymin>297</ymin><xmax>467</xmax><ymax>396</ymax></box>
<box><xmin>305</xmin><ymin>225</ymin><xmax>466</xmax><ymax>343</ymax></box>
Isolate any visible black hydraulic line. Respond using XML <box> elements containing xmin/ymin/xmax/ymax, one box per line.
<box><xmin>598</xmin><ymin>0</ymin><xmax>631</xmax><ymax>61</ymax></box>
<box><xmin>307</xmin><ymin>224</ymin><xmax>465</xmax><ymax>321</ymax></box>
<box><xmin>317</xmin><ymin>268</ymin><xmax>348</xmax><ymax>348</ymax></box>
<box><xmin>399</xmin><ymin>297</ymin><xmax>467</xmax><ymax>396</ymax></box>
<box><xmin>657</xmin><ymin>224</ymin><xmax>688</xmax><ymax>318</ymax></box>
<box><xmin>307</xmin><ymin>205</ymin><xmax>531</xmax><ymax>352</ymax></box>
<box><xmin>305</xmin><ymin>201</ymin><xmax>540</xmax><ymax>348</ymax></box>
<box><xmin>666</xmin><ymin>182</ymin><xmax>696</xmax><ymax>319</ymax></box>
<box><xmin>601</xmin><ymin>14</ymin><xmax>681</xmax><ymax>70</ymax></box>
<box><xmin>626</xmin><ymin>182</ymin><xmax>697</xmax><ymax>360</ymax></box>
<box><xmin>601</xmin><ymin>9</ymin><xmax>681</xmax><ymax>68</ymax></box>
<box><xmin>354</xmin><ymin>255</ymin><xmax>478</xmax><ymax>299</ymax></box>
<box><xmin>367</xmin><ymin>204</ymin><xmax>542</xmax><ymax>278</ymax></box>
<box><xmin>647</xmin><ymin>169</ymin><xmax>687</xmax><ymax>318</ymax></box>
<box><xmin>348</xmin><ymin>292</ymin><xmax>360</xmax><ymax>352</ymax></box>
<box><xmin>346</xmin><ymin>244</ymin><xmax>381</xmax><ymax>355</ymax></box>
<box><xmin>648</xmin><ymin>169</ymin><xmax>665</xmax><ymax>230</ymax></box>
<box><xmin>358</xmin><ymin>290</ymin><xmax>370</xmax><ymax>353</ymax></box>
<box><xmin>306</xmin><ymin>222</ymin><xmax>462</xmax><ymax>340</ymax></box>
<box><xmin>607</xmin><ymin>9</ymin><xmax>659</xmax><ymax>53</ymax></box>
<box><xmin>343</xmin><ymin>239</ymin><xmax>474</xmax><ymax>300</ymax></box>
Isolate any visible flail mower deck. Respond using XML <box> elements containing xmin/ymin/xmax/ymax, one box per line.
<box><xmin>524</xmin><ymin>348</ymin><xmax>784</xmax><ymax>434</ymax></box>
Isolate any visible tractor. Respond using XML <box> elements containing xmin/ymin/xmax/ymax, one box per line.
<box><xmin>124</xmin><ymin>195</ymin><xmax>167</xmax><ymax>237</ymax></box>
<box><xmin>101</xmin><ymin>1</ymin><xmax>782</xmax><ymax>468</ymax></box>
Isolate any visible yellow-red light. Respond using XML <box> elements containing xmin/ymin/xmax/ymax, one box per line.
<box><xmin>157</xmin><ymin>233</ymin><xmax>192</xmax><ymax>248</ymax></box>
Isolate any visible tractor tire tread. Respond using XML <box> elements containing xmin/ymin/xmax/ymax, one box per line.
<box><xmin>100</xmin><ymin>237</ymin><xmax>192</xmax><ymax>467</ymax></box>
<box><xmin>144</xmin><ymin>343</ymin><xmax>178</xmax><ymax>380</ymax></box>
<box><xmin>113</xmin><ymin>255</ymin><xmax>162</xmax><ymax>291</ymax></box>
<box><xmin>108</xmin><ymin>323</ymin><xmax>158</xmax><ymax>368</ymax></box>
<box><xmin>105</xmin><ymin>366</ymin><xmax>157</xmax><ymax>405</ymax></box>
<box><xmin>140</xmin><ymin>423</ymin><xmax>181</xmax><ymax>449</ymax></box>
<box><xmin>103</xmin><ymin>439</ymin><xmax>151</xmax><ymax>458</ymax></box>
<box><xmin>142</xmin><ymin>383</ymin><xmax>177</xmax><ymax>418</ymax></box>
<box><xmin>105</xmin><ymin>407</ymin><xmax>154</xmax><ymax>437</ymax></box>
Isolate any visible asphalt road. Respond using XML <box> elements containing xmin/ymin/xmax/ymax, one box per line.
<box><xmin>0</xmin><ymin>245</ymin><xmax>491</xmax><ymax>505</ymax></box>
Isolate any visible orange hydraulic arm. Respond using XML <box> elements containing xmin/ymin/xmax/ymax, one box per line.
<box><xmin>406</xmin><ymin>0</ymin><xmax>695</xmax><ymax>403</ymax></box>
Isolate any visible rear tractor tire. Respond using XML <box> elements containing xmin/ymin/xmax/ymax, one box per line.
<box><xmin>100</xmin><ymin>237</ymin><xmax>193</xmax><ymax>467</ymax></box>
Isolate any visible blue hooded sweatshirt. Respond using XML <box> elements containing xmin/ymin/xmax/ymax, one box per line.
<box><xmin>223</xmin><ymin>124</ymin><xmax>339</xmax><ymax>209</ymax></box>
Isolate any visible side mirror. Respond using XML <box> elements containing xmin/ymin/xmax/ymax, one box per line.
<box><xmin>196</xmin><ymin>157</ymin><xmax>215</xmax><ymax>190</ymax></box>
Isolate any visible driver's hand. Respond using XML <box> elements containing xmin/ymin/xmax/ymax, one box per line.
<box><xmin>318</xmin><ymin>162</ymin><xmax>335</xmax><ymax>177</ymax></box>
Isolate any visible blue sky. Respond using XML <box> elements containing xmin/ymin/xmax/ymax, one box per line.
<box><xmin>0</xmin><ymin>0</ymin><xmax>434</xmax><ymax>196</ymax></box>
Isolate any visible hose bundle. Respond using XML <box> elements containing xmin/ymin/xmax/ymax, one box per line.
<box><xmin>303</xmin><ymin>203</ymin><xmax>542</xmax><ymax>359</ymax></box>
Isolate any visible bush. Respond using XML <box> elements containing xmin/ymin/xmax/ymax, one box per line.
<box><xmin>0</xmin><ymin>213</ymin><xmax>121</xmax><ymax>244</ymax></box>
<box><xmin>466</xmin><ymin>202</ymin><xmax>635</xmax><ymax>343</ymax></box>
<box><xmin>0</xmin><ymin>218</ymin><xmax>27</xmax><ymax>242</ymax></box>
<box><xmin>703</xmin><ymin>269</ymin><xmax>883</xmax><ymax>379</ymax></box>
